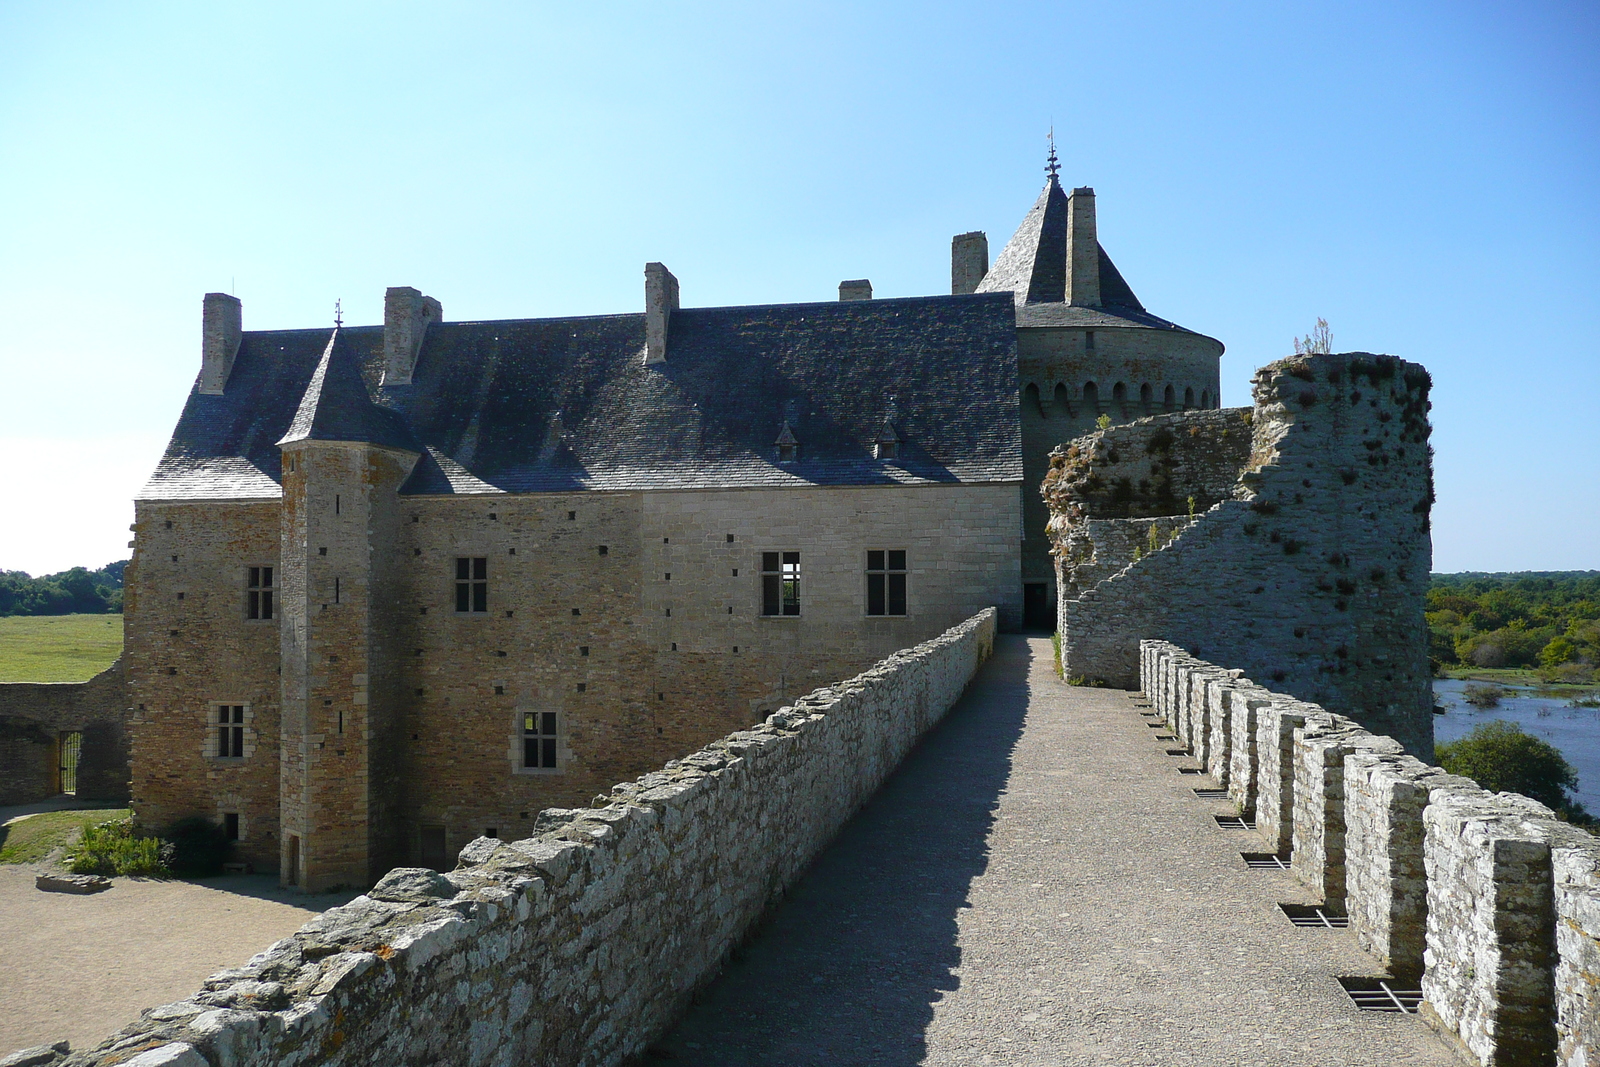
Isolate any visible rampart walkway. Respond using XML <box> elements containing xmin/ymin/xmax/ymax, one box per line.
<box><xmin>654</xmin><ymin>635</ymin><xmax>1458</xmax><ymax>1066</ymax></box>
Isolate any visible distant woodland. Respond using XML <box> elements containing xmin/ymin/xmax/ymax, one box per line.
<box><xmin>0</xmin><ymin>561</ymin><xmax>125</xmax><ymax>616</ymax></box>
<box><xmin>1428</xmin><ymin>572</ymin><xmax>1600</xmax><ymax>682</ymax></box>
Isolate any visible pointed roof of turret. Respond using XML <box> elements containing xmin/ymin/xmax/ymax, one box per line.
<box><xmin>278</xmin><ymin>329</ymin><xmax>419</xmax><ymax>451</ymax></box>
<box><xmin>976</xmin><ymin>176</ymin><xmax>1145</xmax><ymax>312</ymax></box>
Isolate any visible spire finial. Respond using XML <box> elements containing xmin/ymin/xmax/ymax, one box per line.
<box><xmin>334</xmin><ymin>298</ymin><xmax>343</xmax><ymax>328</ymax></box>
<box><xmin>1046</xmin><ymin>127</ymin><xmax>1060</xmax><ymax>183</ymax></box>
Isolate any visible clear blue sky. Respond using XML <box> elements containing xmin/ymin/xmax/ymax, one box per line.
<box><xmin>1</xmin><ymin>0</ymin><xmax>1595</xmax><ymax>576</ymax></box>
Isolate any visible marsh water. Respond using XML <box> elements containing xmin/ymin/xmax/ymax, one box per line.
<box><xmin>1432</xmin><ymin>678</ymin><xmax>1600</xmax><ymax>814</ymax></box>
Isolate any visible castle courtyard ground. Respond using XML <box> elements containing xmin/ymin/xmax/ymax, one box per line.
<box><xmin>653</xmin><ymin>635</ymin><xmax>1461</xmax><ymax>1066</ymax></box>
<box><xmin>0</xmin><ymin>868</ymin><xmax>354</xmax><ymax>1056</ymax></box>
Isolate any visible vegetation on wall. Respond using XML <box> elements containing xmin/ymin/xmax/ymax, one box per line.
<box><xmin>0</xmin><ymin>561</ymin><xmax>126</xmax><ymax>616</ymax></box>
<box><xmin>1428</xmin><ymin>571</ymin><xmax>1600</xmax><ymax>683</ymax></box>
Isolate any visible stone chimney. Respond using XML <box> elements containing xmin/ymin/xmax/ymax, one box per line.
<box><xmin>383</xmin><ymin>286</ymin><xmax>443</xmax><ymax>386</ymax></box>
<box><xmin>199</xmin><ymin>292</ymin><xmax>242</xmax><ymax>396</ymax></box>
<box><xmin>1066</xmin><ymin>187</ymin><xmax>1101</xmax><ymax>307</ymax></box>
<box><xmin>951</xmin><ymin>232</ymin><xmax>988</xmax><ymax>295</ymax></box>
<box><xmin>839</xmin><ymin>279</ymin><xmax>873</xmax><ymax>302</ymax></box>
<box><xmin>643</xmin><ymin>262</ymin><xmax>679</xmax><ymax>366</ymax></box>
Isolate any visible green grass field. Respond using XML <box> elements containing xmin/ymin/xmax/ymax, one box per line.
<box><xmin>0</xmin><ymin>614</ymin><xmax>123</xmax><ymax>682</ymax></box>
<box><xmin>0</xmin><ymin>808</ymin><xmax>131</xmax><ymax>864</ymax></box>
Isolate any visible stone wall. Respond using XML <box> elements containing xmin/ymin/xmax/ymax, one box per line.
<box><xmin>39</xmin><ymin>610</ymin><xmax>994</xmax><ymax>1067</ymax></box>
<box><xmin>0</xmin><ymin>659</ymin><xmax>129</xmax><ymax>804</ymax></box>
<box><xmin>126</xmin><ymin>480</ymin><xmax>1019</xmax><ymax>883</ymax></box>
<box><xmin>1141</xmin><ymin>639</ymin><xmax>1600</xmax><ymax>1067</ymax></box>
<box><xmin>1052</xmin><ymin>353</ymin><xmax>1435</xmax><ymax>757</ymax></box>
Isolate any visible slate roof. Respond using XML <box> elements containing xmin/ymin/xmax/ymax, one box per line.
<box><xmin>974</xmin><ymin>177</ymin><xmax>1226</xmax><ymax>355</ymax></box>
<box><xmin>140</xmin><ymin>292</ymin><xmax>1022</xmax><ymax>500</ymax></box>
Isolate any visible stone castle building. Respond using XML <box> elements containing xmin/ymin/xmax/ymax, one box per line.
<box><xmin>124</xmin><ymin>162</ymin><xmax>1232</xmax><ymax>890</ymax></box>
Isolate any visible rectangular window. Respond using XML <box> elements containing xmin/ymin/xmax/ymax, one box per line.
<box><xmin>866</xmin><ymin>550</ymin><xmax>908</xmax><ymax>616</ymax></box>
<box><xmin>217</xmin><ymin>705</ymin><xmax>245</xmax><ymax>758</ymax></box>
<box><xmin>224</xmin><ymin>812</ymin><xmax>240</xmax><ymax>841</ymax></box>
<box><xmin>455</xmin><ymin>557</ymin><xmax>487</xmax><ymax>613</ymax></box>
<box><xmin>247</xmin><ymin>566</ymin><xmax>275</xmax><ymax>620</ymax></box>
<box><xmin>761</xmin><ymin>551</ymin><xmax>801</xmax><ymax>616</ymax></box>
<box><xmin>523</xmin><ymin>711</ymin><xmax>558</xmax><ymax>769</ymax></box>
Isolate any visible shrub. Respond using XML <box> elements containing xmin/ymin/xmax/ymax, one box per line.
<box><xmin>1461</xmin><ymin>683</ymin><xmax>1506</xmax><ymax>708</ymax></box>
<box><xmin>1436</xmin><ymin>720</ymin><xmax>1586</xmax><ymax>817</ymax></box>
<box><xmin>68</xmin><ymin>818</ymin><xmax>169</xmax><ymax>877</ymax></box>
<box><xmin>164</xmin><ymin>816</ymin><xmax>232</xmax><ymax>876</ymax></box>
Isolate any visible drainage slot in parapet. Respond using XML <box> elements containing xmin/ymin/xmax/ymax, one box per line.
<box><xmin>1242</xmin><ymin>852</ymin><xmax>1292</xmax><ymax>869</ymax></box>
<box><xmin>1214</xmin><ymin>814</ymin><xmax>1256</xmax><ymax>830</ymax></box>
<box><xmin>1147</xmin><ymin>722</ymin><xmax>1166</xmax><ymax>728</ymax></box>
<box><xmin>1280</xmin><ymin>903</ymin><xmax>1349</xmax><ymax>929</ymax></box>
<box><xmin>1193</xmin><ymin>788</ymin><xmax>1230</xmax><ymax>799</ymax></box>
<box><xmin>1155</xmin><ymin>734</ymin><xmax>1178</xmax><ymax>741</ymax></box>
<box><xmin>1134</xmin><ymin>703</ymin><xmax>1152</xmax><ymax>708</ymax></box>
<box><xmin>1165</xmin><ymin>748</ymin><xmax>1190</xmax><ymax>756</ymax></box>
<box><xmin>1337</xmin><ymin>977</ymin><xmax>1422</xmax><ymax>1013</ymax></box>
<box><xmin>1179</xmin><ymin>767</ymin><xmax>1204</xmax><ymax>775</ymax></box>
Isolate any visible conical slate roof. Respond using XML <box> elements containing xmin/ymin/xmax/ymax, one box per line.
<box><xmin>278</xmin><ymin>329</ymin><xmax>419</xmax><ymax>451</ymax></box>
<box><xmin>976</xmin><ymin>177</ymin><xmax>1144</xmax><ymax>311</ymax></box>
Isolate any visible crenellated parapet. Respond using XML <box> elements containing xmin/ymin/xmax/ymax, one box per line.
<box><xmin>1139</xmin><ymin>640</ymin><xmax>1600</xmax><ymax>1067</ymax></box>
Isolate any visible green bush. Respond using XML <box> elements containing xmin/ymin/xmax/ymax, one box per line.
<box><xmin>1436</xmin><ymin>721</ymin><xmax>1586</xmax><ymax>819</ymax></box>
<box><xmin>68</xmin><ymin>818</ymin><xmax>168</xmax><ymax>877</ymax></box>
<box><xmin>164</xmin><ymin>816</ymin><xmax>232</xmax><ymax>876</ymax></box>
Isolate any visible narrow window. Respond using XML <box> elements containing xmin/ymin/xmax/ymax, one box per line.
<box><xmin>217</xmin><ymin>705</ymin><xmax>245</xmax><ymax>758</ymax></box>
<box><xmin>761</xmin><ymin>551</ymin><xmax>801</xmax><ymax>616</ymax></box>
<box><xmin>523</xmin><ymin>711</ymin><xmax>558</xmax><ymax>769</ymax></box>
<box><xmin>224</xmin><ymin>813</ymin><xmax>240</xmax><ymax>841</ymax></box>
<box><xmin>334</xmin><ymin>577</ymin><xmax>340</xmax><ymax>604</ymax></box>
<box><xmin>865</xmin><ymin>550</ymin><xmax>908</xmax><ymax>616</ymax></box>
<box><xmin>455</xmin><ymin>557</ymin><xmax>488</xmax><ymax>613</ymax></box>
<box><xmin>246</xmin><ymin>566</ymin><xmax>275</xmax><ymax>620</ymax></box>
<box><xmin>1085</xmin><ymin>330</ymin><xmax>1095</xmax><ymax>351</ymax></box>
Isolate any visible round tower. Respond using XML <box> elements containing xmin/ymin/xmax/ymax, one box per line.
<box><xmin>967</xmin><ymin>158</ymin><xmax>1225</xmax><ymax>627</ymax></box>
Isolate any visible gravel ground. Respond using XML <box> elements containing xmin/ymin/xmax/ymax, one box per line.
<box><xmin>651</xmin><ymin>635</ymin><xmax>1460</xmax><ymax>1066</ymax></box>
<box><xmin>0</xmin><ymin>866</ymin><xmax>354</xmax><ymax>1057</ymax></box>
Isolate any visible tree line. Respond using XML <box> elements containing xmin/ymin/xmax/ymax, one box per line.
<box><xmin>0</xmin><ymin>561</ymin><xmax>125</xmax><ymax>616</ymax></box>
<box><xmin>1428</xmin><ymin>571</ymin><xmax>1600</xmax><ymax>682</ymax></box>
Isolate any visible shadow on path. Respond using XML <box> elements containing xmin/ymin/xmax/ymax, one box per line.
<box><xmin>647</xmin><ymin>636</ymin><xmax>1035</xmax><ymax>1065</ymax></box>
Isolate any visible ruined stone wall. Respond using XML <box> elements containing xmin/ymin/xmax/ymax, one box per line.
<box><xmin>1142</xmin><ymin>640</ymin><xmax>1600</xmax><ymax>1067</ymax></box>
<box><xmin>1040</xmin><ymin>407</ymin><xmax>1251</xmax><ymax>598</ymax></box>
<box><xmin>52</xmin><ymin>610</ymin><xmax>995</xmax><ymax>1067</ymax></box>
<box><xmin>1017</xmin><ymin>325</ymin><xmax>1223</xmax><ymax>596</ymax></box>
<box><xmin>1054</xmin><ymin>353</ymin><xmax>1435</xmax><ymax>757</ymax></box>
<box><xmin>0</xmin><ymin>659</ymin><xmax>128</xmax><ymax>804</ymax></box>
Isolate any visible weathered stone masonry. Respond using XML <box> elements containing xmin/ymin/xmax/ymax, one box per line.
<box><xmin>47</xmin><ymin>610</ymin><xmax>994</xmax><ymax>1067</ymax></box>
<box><xmin>1048</xmin><ymin>352</ymin><xmax>1435</xmax><ymax>757</ymax></box>
<box><xmin>0</xmin><ymin>659</ymin><xmax>129</xmax><ymax>805</ymax></box>
<box><xmin>1142</xmin><ymin>640</ymin><xmax>1600</xmax><ymax>1067</ymax></box>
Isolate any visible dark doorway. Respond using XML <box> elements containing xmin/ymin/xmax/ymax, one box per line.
<box><xmin>286</xmin><ymin>834</ymin><xmax>300</xmax><ymax>886</ymax></box>
<box><xmin>420</xmin><ymin>825</ymin><xmax>448</xmax><ymax>871</ymax></box>
<box><xmin>1023</xmin><ymin>584</ymin><xmax>1053</xmax><ymax>631</ymax></box>
<box><xmin>58</xmin><ymin>731</ymin><xmax>82</xmax><ymax>795</ymax></box>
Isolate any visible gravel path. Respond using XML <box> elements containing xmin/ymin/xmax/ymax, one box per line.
<box><xmin>0</xmin><ymin>867</ymin><xmax>353</xmax><ymax>1057</ymax></box>
<box><xmin>652</xmin><ymin>635</ymin><xmax>1458</xmax><ymax>1066</ymax></box>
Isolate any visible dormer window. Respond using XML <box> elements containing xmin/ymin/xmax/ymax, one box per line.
<box><xmin>874</xmin><ymin>440</ymin><xmax>898</xmax><ymax>460</ymax></box>
<box><xmin>775</xmin><ymin>419</ymin><xmax>800</xmax><ymax>464</ymax></box>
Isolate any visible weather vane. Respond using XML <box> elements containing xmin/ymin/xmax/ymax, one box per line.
<box><xmin>334</xmin><ymin>298</ymin><xmax>343</xmax><ymax>328</ymax></box>
<box><xmin>1046</xmin><ymin>126</ymin><xmax>1060</xmax><ymax>181</ymax></box>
